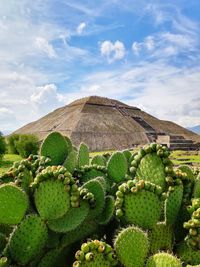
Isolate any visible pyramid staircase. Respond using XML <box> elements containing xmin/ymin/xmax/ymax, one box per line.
<box><xmin>117</xmin><ymin>107</ymin><xmax>199</xmax><ymax>150</ymax></box>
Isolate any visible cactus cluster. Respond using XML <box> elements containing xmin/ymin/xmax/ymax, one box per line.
<box><xmin>0</xmin><ymin>131</ymin><xmax>200</xmax><ymax>266</ymax></box>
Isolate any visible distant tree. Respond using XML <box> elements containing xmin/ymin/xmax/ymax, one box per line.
<box><xmin>0</xmin><ymin>132</ymin><xmax>6</xmax><ymax>161</ymax></box>
<box><xmin>7</xmin><ymin>134</ymin><xmax>20</xmax><ymax>154</ymax></box>
<box><xmin>15</xmin><ymin>134</ymin><xmax>39</xmax><ymax>158</ymax></box>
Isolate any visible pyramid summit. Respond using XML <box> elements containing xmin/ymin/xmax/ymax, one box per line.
<box><xmin>14</xmin><ymin>96</ymin><xmax>200</xmax><ymax>151</ymax></box>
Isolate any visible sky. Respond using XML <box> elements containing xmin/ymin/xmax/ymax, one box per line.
<box><xmin>0</xmin><ymin>0</ymin><xmax>200</xmax><ymax>134</ymax></box>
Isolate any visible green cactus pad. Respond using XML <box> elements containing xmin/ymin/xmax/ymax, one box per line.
<box><xmin>107</xmin><ymin>152</ymin><xmax>128</xmax><ymax>183</ymax></box>
<box><xmin>60</xmin><ymin>220</ymin><xmax>98</xmax><ymax>247</ymax></box>
<box><xmin>46</xmin><ymin>230</ymin><xmax>61</xmax><ymax>249</ymax></box>
<box><xmin>122</xmin><ymin>149</ymin><xmax>132</xmax><ymax>163</ymax></box>
<box><xmin>81</xmin><ymin>168</ymin><xmax>107</xmax><ymax>184</ymax></box>
<box><xmin>82</xmin><ymin>179</ymin><xmax>105</xmax><ymax>220</ymax></box>
<box><xmin>63</xmin><ymin>149</ymin><xmax>77</xmax><ymax>174</ymax></box>
<box><xmin>64</xmin><ymin>136</ymin><xmax>73</xmax><ymax>153</ymax></box>
<box><xmin>91</xmin><ymin>155</ymin><xmax>106</xmax><ymax>166</ymax></box>
<box><xmin>146</xmin><ymin>252</ymin><xmax>182</xmax><ymax>267</ymax></box>
<box><xmin>0</xmin><ymin>183</ymin><xmax>28</xmax><ymax>225</ymax></box>
<box><xmin>77</xmin><ymin>143</ymin><xmax>90</xmax><ymax>168</ymax></box>
<box><xmin>193</xmin><ymin>174</ymin><xmax>200</xmax><ymax>198</ymax></box>
<box><xmin>135</xmin><ymin>153</ymin><xmax>166</xmax><ymax>189</ymax></box>
<box><xmin>178</xmin><ymin>165</ymin><xmax>195</xmax><ymax>181</ymax></box>
<box><xmin>114</xmin><ymin>226</ymin><xmax>149</xmax><ymax>267</ymax></box>
<box><xmin>38</xmin><ymin>248</ymin><xmax>67</xmax><ymax>267</ymax></box>
<box><xmin>40</xmin><ymin>132</ymin><xmax>69</xmax><ymax>165</ymax></box>
<box><xmin>123</xmin><ymin>188</ymin><xmax>162</xmax><ymax>229</ymax></box>
<box><xmin>149</xmin><ymin>222</ymin><xmax>174</xmax><ymax>253</ymax></box>
<box><xmin>164</xmin><ymin>184</ymin><xmax>183</xmax><ymax>225</ymax></box>
<box><xmin>48</xmin><ymin>201</ymin><xmax>89</xmax><ymax>233</ymax></box>
<box><xmin>98</xmin><ymin>196</ymin><xmax>115</xmax><ymax>225</ymax></box>
<box><xmin>177</xmin><ymin>241</ymin><xmax>200</xmax><ymax>265</ymax></box>
<box><xmin>34</xmin><ymin>180</ymin><xmax>70</xmax><ymax>220</ymax></box>
<box><xmin>8</xmin><ymin>215</ymin><xmax>48</xmax><ymax>266</ymax></box>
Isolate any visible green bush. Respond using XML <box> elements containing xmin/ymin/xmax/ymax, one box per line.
<box><xmin>15</xmin><ymin>134</ymin><xmax>39</xmax><ymax>158</ymax></box>
<box><xmin>0</xmin><ymin>132</ymin><xmax>6</xmax><ymax>160</ymax></box>
<box><xmin>7</xmin><ymin>134</ymin><xmax>20</xmax><ymax>154</ymax></box>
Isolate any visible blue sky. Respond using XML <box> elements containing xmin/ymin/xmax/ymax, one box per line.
<box><xmin>0</xmin><ymin>0</ymin><xmax>200</xmax><ymax>133</ymax></box>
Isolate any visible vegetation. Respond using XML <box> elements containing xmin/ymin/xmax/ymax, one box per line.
<box><xmin>0</xmin><ymin>132</ymin><xmax>200</xmax><ymax>266</ymax></box>
<box><xmin>0</xmin><ymin>132</ymin><xmax>6</xmax><ymax>161</ymax></box>
<box><xmin>7</xmin><ymin>133</ymin><xmax>39</xmax><ymax>158</ymax></box>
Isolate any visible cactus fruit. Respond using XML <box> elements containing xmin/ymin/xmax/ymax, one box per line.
<box><xmin>8</xmin><ymin>215</ymin><xmax>48</xmax><ymax>265</ymax></box>
<box><xmin>40</xmin><ymin>132</ymin><xmax>69</xmax><ymax>165</ymax></box>
<box><xmin>34</xmin><ymin>179</ymin><xmax>70</xmax><ymax>220</ymax></box>
<box><xmin>114</xmin><ymin>226</ymin><xmax>149</xmax><ymax>267</ymax></box>
<box><xmin>48</xmin><ymin>200</ymin><xmax>89</xmax><ymax>233</ymax></box>
<box><xmin>164</xmin><ymin>184</ymin><xmax>183</xmax><ymax>225</ymax></box>
<box><xmin>146</xmin><ymin>252</ymin><xmax>182</xmax><ymax>267</ymax></box>
<box><xmin>183</xmin><ymin>200</ymin><xmax>200</xmax><ymax>250</ymax></box>
<box><xmin>107</xmin><ymin>152</ymin><xmax>128</xmax><ymax>183</ymax></box>
<box><xmin>116</xmin><ymin>180</ymin><xmax>162</xmax><ymax>229</ymax></box>
<box><xmin>149</xmin><ymin>222</ymin><xmax>174</xmax><ymax>253</ymax></box>
<box><xmin>73</xmin><ymin>240</ymin><xmax>118</xmax><ymax>267</ymax></box>
<box><xmin>77</xmin><ymin>143</ymin><xmax>90</xmax><ymax>168</ymax></box>
<box><xmin>0</xmin><ymin>183</ymin><xmax>28</xmax><ymax>225</ymax></box>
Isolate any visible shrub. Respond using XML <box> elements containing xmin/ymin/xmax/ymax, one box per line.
<box><xmin>7</xmin><ymin>134</ymin><xmax>20</xmax><ymax>154</ymax></box>
<box><xmin>0</xmin><ymin>132</ymin><xmax>6</xmax><ymax>160</ymax></box>
<box><xmin>15</xmin><ymin>134</ymin><xmax>39</xmax><ymax>158</ymax></box>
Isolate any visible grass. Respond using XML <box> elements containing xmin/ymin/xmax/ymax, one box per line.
<box><xmin>0</xmin><ymin>154</ymin><xmax>22</xmax><ymax>175</ymax></box>
<box><xmin>170</xmin><ymin>150</ymin><xmax>200</xmax><ymax>166</ymax></box>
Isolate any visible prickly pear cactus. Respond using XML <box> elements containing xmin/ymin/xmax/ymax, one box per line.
<box><xmin>0</xmin><ymin>133</ymin><xmax>200</xmax><ymax>267</ymax></box>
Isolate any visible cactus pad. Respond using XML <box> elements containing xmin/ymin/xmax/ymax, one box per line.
<box><xmin>164</xmin><ymin>184</ymin><xmax>183</xmax><ymax>225</ymax></box>
<box><xmin>114</xmin><ymin>226</ymin><xmax>149</xmax><ymax>267</ymax></box>
<box><xmin>82</xmin><ymin>179</ymin><xmax>105</xmax><ymax>220</ymax></box>
<box><xmin>63</xmin><ymin>149</ymin><xmax>77</xmax><ymax>174</ymax></box>
<box><xmin>146</xmin><ymin>252</ymin><xmax>182</xmax><ymax>267</ymax></box>
<box><xmin>34</xmin><ymin>180</ymin><xmax>70</xmax><ymax>220</ymax></box>
<box><xmin>8</xmin><ymin>215</ymin><xmax>48</xmax><ymax>266</ymax></box>
<box><xmin>135</xmin><ymin>153</ymin><xmax>166</xmax><ymax>189</ymax></box>
<box><xmin>48</xmin><ymin>201</ymin><xmax>89</xmax><ymax>233</ymax></box>
<box><xmin>116</xmin><ymin>181</ymin><xmax>162</xmax><ymax>229</ymax></box>
<box><xmin>77</xmin><ymin>143</ymin><xmax>90</xmax><ymax>168</ymax></box>
<box><xmin>91</xmin><ymin>155</ymin><xmax>106</xmax><ymax>166</ymax></box>
<box><xmin>0</xmin><ymin>183</ymin><xmax>28</xmax><ymax>225</ymax></box>
<box><xmin>177</xmin><ymin>241</ymin><xmax>200</xmax><ymax>265</ymax></box>
<box><xmin>40</xmin><ymin>132</ymin><xmax>69</xmax><ymax>165</ymax></box>
<box><xmin>149</xmin><ymin>222</ymin><xmax>174</xmax><ymax>253</ymax></box>
<box><xmin>107</xmin><ymin>152</ymin><xmax>128</xmax><ymax>183</ymax></box>
<box><xmin>98</xmin><ymin>195</ymin><xmax>115</xmax><ymax>225</ymax></box>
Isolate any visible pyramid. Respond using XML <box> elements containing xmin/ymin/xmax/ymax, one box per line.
<box><xmin>14</xmin><ymin>96</ymin><xmax>200</xmax><ymax>151</ymax></box>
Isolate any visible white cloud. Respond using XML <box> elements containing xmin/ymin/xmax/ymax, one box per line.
<box><xmin>30</xmin><ymin>84</ymin><xmax>65</xmax><ymax>114</ymax></box>
<box><xmin>100</xmin><ymin>40</ymin><xmax>125</xmax><ymax>62</ymax></box>
<box><xmin>132</xmin><ymin>42</ymin><xmax>141</xmax><ymax>55</ymax></box>
<box><xmin>77</xmin><ymin>22</ymin><xmax>86</xmax><ymax>34</ymax></box>
<box><xmin>144</xmin><ymin>36</ymin><xmax>155</xmax><ymax>51</ymax></box>
<box><xmin>35</xmin><ymin>37</ymin><xmax>57</xmax><ymax>58</ymax></box>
